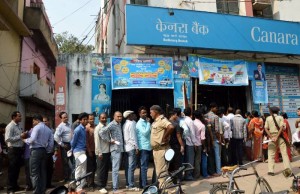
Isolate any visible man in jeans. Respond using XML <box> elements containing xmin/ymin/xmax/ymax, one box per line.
<box><xmin>95</xmin><ymin>113</ymin><xmax>110</xmax><ymax>194</ymax></box>
<box><xmin>123</xmin><ymin>110</ymin><xmax>139</xmax><ymax>191</ymax></box>
<box><xmin>205</xmin><ymin>102</ymin><xmax>222</xmax><ymax>176</ymax></box>
<box><xmin>136</xmin><ymin>106</ymin><xmax>151</xmax><ymax>189</ymax></box>
<box><xmin>71</xmin><ymin>112</ymin><xmax>89</xmax><ymax>192</ymax></box>
<box><xmin>230</xmin><ymin>109</ymin><xmax>247</xmax><ymax>165</ymax></box>
<box><xmin>100</xmin><ymin>111</ymin><xmax>124</xmax><ymax>194</ymax></box>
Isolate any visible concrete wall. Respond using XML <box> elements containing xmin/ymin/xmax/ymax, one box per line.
<box><xmin>56</xmin><ymin>54</ymin><xmax>94</xmax><ymax>122</ymax></box>
<box><xmin>273</xmin><ymin>0</ymin><xmax>300</xmax><ymax>22</ymax></box>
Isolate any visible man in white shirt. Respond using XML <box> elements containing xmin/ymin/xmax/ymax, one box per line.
<box><xmin>123</xmin><ymin>110</ymin><xmax>139</xmax><ymax>191</ymax></box>
<box><xmin>54</xmin><ymin>112</ymin><xmax>73</xmax><ymax>182</ymax></box>
<box><xmin>183</xmin><ymin>107</ymin><xmax>198</xmax><ymax>181</ymax></box>
<box><xmin>94</xmin><ymin>113</ymin><xmax>110</xmax><ymax>194</ymax></box>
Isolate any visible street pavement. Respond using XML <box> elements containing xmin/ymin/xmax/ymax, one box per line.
<box><xmin>1</xmin><ymin>156</ymin><xmax>300</xmax><ymax>194</ymax></box>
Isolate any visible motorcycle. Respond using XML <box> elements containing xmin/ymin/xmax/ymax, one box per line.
<box><xmin>142</xmin><ymin>149</ymin><xmax>193</xmax><ymax>194</ymax></box>
<box><xmin>49</xmin><ymin>154</ymin><xmax>92</xmax><ymax>194</ymax></box>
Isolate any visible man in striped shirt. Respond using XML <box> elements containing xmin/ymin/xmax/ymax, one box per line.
<box><xmin>230</xmin><ymin>109</ymin><xmax>247</xmax><ymax>165</ymax></box>
<box><xmin>99</xmin><ymin>111</ymin><xmax>124</xmax><ymax>194</ymax></box>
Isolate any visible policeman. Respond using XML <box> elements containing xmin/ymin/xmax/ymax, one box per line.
<box><xmin>265</xmin><ymin>106</ymin><xmax>291</xmax><ymax>176</ymax></box>
<box><xmin>150</xmin><ymin>105</ymin><xmax>174</xmax><ymax>186</ymax></box>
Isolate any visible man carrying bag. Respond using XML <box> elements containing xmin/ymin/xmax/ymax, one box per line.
<box><xmin>264</xmin><ymin>106</ymin><xmax>292</xmax><ymax>176</ymax></box>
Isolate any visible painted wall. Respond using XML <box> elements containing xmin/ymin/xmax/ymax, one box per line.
<box><xmin>0</xmin><ymin>24</ymin><xmax>22</xmax><ymax>123</ymax></box>
<box><xmin>20</xmin><ymin>37</ymin><xmax>55</xmax><ymax>104</ymax></box>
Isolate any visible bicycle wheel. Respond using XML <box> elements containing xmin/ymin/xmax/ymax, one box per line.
<box><xmin>210</xmin><ymin>185</ymin><xmax>227</xmax><ymax>194</ymax></box>
<box><xmin>252</xmin><ymin>177</ymin><xmax>273</xmax><ymax>193</ymax></box>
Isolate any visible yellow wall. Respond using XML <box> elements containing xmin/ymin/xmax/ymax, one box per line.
<box><xmin>0</xmin><ymin>10</ymin><xmax>23</xmax><ymax>123</ymax></box>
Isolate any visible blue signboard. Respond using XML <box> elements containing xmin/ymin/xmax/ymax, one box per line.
<box><xmin>126</xmin><ymin>5</ymin><xmax>300</xmax><ymax>55</ymax></box>
<box><xmin>111</xmin><ymin>57</ymin><xmax>174</xmax><ymax>89</ymax></box>
<box><xmin>264</xmin><ymin>65</ymin><xmax>300</xmax><ymax>118</ymax></box>
<box><xmin>198</xmin><ymin>57</ymin><xmax>248</xmax><ymax>86</ymax></box>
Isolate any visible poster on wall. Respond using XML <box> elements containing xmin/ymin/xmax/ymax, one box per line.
<box><xmin>247</xmin><ymin>61</ymin><xmax>266</xmax><ymax>81</ymax></box>
<box><xmin>252</xmin><ymin>80</ymin><xmax>268</xmax><ymax>104</ymax></box>
<box><xmin>173</xmin><ymin>60</ymin><xmax>190</xmax><ymax>79</ymax></box>
<box><xmin>198</xmin><ymin>57</ymin><xmax>249</xmax><ymax>86</ymax></box>
<box><xmin>91</xmin><ymin>54</ymin><xmax>112</xmax><ymax>124</ymax></box>
<box><xmin>111</xmin><ymin>57</ymin><xmax>174</xmax><ymax>89</ymax></box>
<box><xmin>174</xmin><ymin>79</ymin><xmax>191</xmax><ymax>111</ymax></box>
<box><xmin>187</xmin><ymin>54</ymin><xmax>200</xmax><ymax>78</ymax></box>
<box><xmin>262</xmin><ymin>65</ymin><xmax>300</xmax><ymax>118</ymax></box>
<box><xmin>91</xmin><ymin>54</ymin><xmax>111</xmax><ymax>77</ymax></box>
<box><xmin>92</xmin><ymin>76</ymin><xmax>112</xmax><ymax>124</ymax></box>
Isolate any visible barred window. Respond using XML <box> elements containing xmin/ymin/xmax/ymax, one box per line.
<box><xmin>130</xmin><ymin>0</ymin><xmax>148</xmax><ymax>5</ymax></box>
<box><xmin>216</xmin><ymin>0</ymin><xmax>239</xmax><ymax>15</ymax></box>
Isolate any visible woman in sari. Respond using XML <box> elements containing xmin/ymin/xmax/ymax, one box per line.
<box><xmin>248</xmin><ymin>110</ymin><xmax>264</xmax><ymax>161</ymax></box>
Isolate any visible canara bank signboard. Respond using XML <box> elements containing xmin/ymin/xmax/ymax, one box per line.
<box><xmin>126</xmin><ymin>5</ymin><xmax>300</xmax><ymax>55</ymax></box>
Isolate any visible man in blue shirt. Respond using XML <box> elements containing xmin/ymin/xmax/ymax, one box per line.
<box><xmin>22</xmin><ymin>114</ymin><xmax>54</xmax><ymax>194</ymax></box>
<box><xmin>136</xmin><ymin>106</ymin><xmax>151</xmax><ymax>189</ymax></box>
<box><xmin>71</xmin><ymin>112</ymin><xmax>89</xmax><ymax>192</ymax></box>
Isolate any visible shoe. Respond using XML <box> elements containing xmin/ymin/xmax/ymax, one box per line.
<box><xmin>99</xmin><ymin>188</ymin><xmax>108</xmax><ymax>194</ymax></box>
<box><xmin>25</xmin><ymin>186</ymin><xmax>33</xmax><ymax>191</ymax></box>
<box><xmin>268</xmin><ymin>172</ymin><xmax>275</xmax><ymax>176</ymax></box>
<box><xmin>128</xmin><ymin>187</ymin><xmax>139</xmax><ymax>191</ymax></box>
<box><xmin>212</xmin><ymin>173</ymin><xmax>221</xmax><ymax>177</ymax></box>
<box><xmin>14</xmin><ymin>186</ymin><xmax>25</xmax><ymax>191</ymax></box>
<box><xmin>113</xmin><ymin>189</ymin><xmax>125</xmax><ymax>194</ymax></box>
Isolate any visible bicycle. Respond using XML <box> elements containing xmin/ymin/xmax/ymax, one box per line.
<box><xmin>142</xmin><ymin>149</ymin><xmax>194</xmax><ymax>194</ymax></box>
<box><xmin>209</xmin><ymin>160</ymin><xmax>289</xmax><ymax>194</ymax></box>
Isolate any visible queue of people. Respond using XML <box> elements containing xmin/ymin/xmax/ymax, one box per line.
<box><xmin>0</xmin><ymin>105</ymin><xmax>299</xmax><ymax>194</ymax></box>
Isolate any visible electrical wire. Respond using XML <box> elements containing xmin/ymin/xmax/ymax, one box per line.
<box><xmin>3</xmin><ymin>71</ymin><xmax>52</xmax><ymax>99</ymax></box>
<box><xmin>52</xmin><ymin>0</ymin><xmax>95</xmax><ymax>26</ymax></box>
<box><xmin>83</xmin><ymin>0</ymin><xmax>116</xmax><ymax>47</ymax></box>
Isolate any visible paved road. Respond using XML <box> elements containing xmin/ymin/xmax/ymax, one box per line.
<box><xmin>1</xmin><ymin>156</ymin><xmax>300</xmax><ymax>194</ymax></box>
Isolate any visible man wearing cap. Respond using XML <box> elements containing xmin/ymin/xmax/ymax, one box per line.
<box><xmin>265</xmin><ymin>106</ymin><xmax>291</xmax><ymax>176</ymax></box>
<box><xmin>150</xmin><ymin>105</ymin><xmax>174</xmax><ymax>186</ymax></box>
<box><xmin>99</xmin><ymin>111</ymin><xmax>124</xmax><ymax>194</ymax></box>
<box><xmin>123</xmin><ymin>110</ymin><xmax>139</xmax><ymax>191</ymax></box>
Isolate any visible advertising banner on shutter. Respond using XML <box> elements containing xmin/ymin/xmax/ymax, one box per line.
<box><xmin>111</xmin><ymin>57</ymin><xmax>174</xmax><ymax>89</ymax></box>
<box><xmin>198</xmin><ymin>57</ymin><xmax>248</xmax><ymax>86</ymax></box>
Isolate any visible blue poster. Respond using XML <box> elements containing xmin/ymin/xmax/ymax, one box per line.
<box><xmin>174</xmin><ymin>79</ymin><xmax>191</xmax><ymax>111</ymax></box>
<box><xmin>187</xmin><ymin>54</ymin><xmax>200</xmax><ymax>78</ymax></box>
<box><xmin>247</xmin><ymin>62</ymin><xmax>266</xmax><ymax>81</ymax></box>
<box><xmin>198</xmin><ymin>57</ymin><xmax>248</xmax><ymax>86</ymax></box>
<box><xmin>252</xmin><ymin>80</ymin><xmax>268</xmax><ymax>104</ymax></box>
<box><xmin>111</xmin><ymin>57</ymin><xmax>174</xmax><ymax>89</ymax></box>
<box><xmin>92</xmin><ymin>76</ymin><xmax>112</xmax><ymax>124</ymax></box>
<box><xmin>173</xmin><ymin>60</ymin><xmax>190</xmax><ymax>79</ymax></box>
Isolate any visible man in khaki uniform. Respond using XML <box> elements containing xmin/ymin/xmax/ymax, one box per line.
<box><xmin>264</xmin><ymin>106</ymin><xmax>291</xmax><ymax>176</ymax></box>
<box><xmin>150</xmin><ymin>105</ymin><xmax>174</xmax><ymax>185</ymax></box>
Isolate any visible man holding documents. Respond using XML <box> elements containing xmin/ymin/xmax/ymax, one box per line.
<box><xmin>99</xmin><ymin>111</ymin><xmax>124</xmax><ymax>194</ymax></box>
